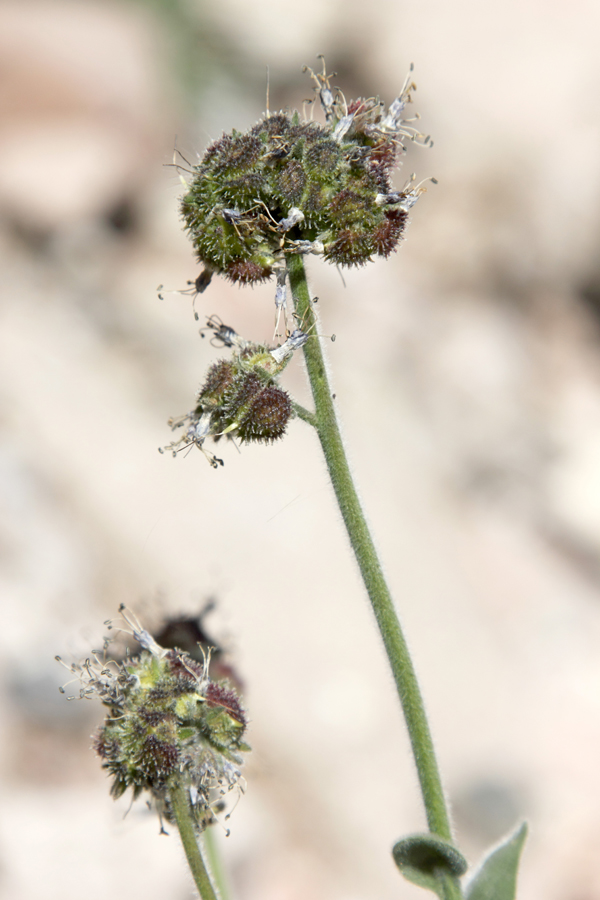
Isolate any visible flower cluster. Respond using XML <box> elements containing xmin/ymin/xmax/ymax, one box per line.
<box><xmin>180</xmin><ymin>59</ymin><xmax>430</xmax><ymax>287</ymax></box>
<box><xmin>161</xmin><ymin>319</ymin><xmax>307</xmax><ymax>467</ymax></box>
<box><xmin>58</xmin><ymin>608</ymin><xmax>249</xmax><ymax>831</ymax></box>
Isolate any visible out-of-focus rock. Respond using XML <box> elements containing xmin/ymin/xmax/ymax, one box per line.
<box><xmin>0</xmin><ymin>0</ymin><xmax>169</xmax><ymax>231</ymax></box>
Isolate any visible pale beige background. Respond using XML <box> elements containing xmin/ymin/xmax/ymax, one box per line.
<box><xmin>1</xmin><ymin>1</ymin><xmax>600</xmax><ymax>898</ymax></box>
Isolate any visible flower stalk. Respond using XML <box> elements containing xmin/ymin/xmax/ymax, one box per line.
<box><xmin>287</xmin><ymin>254</ymin><xmax>456</xmax><ymax>853</ymax></box>
<box><xmin>170</xmin><ymin>779</ymin><xmax>220</xmax><ymax>900</ymax></box>
<box><xmin>203</xmin><ymin>827</ymin><xmax>231</xmax><ymax>900</ymax></box>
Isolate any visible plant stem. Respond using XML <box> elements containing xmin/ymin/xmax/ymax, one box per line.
<box><xmin>292</xmin><ymin>400</ymin><xmax>317</xmax><ymax>427</ymax></box>
<box><xmin>287</xmin><ymin>254</ymin><xmax>454</xmax><ymax>844</ymax></box>
<box><xmin>203</xmin><ymin>828</ymin><xmax>231</xmax><ymax>900</ymax></box>
<box><xmin>169</xmin><ymin>780</ymin><xmax>220</xmax><ymax>900</ymax></box>
<box><xmin>439</xmin><ymin>872</ymin><xmax>464</xmax><ymax>900</ymax></box>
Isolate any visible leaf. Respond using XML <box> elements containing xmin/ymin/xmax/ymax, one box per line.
<box><xmin>392</xmin><ymin>833</ymin><xmax>468</xmax><ymax>898</ymax></box>
<box><xmin>465</xmin><ymin>822</ymin><xmax>528</xmax><ymax>900</ymax></box>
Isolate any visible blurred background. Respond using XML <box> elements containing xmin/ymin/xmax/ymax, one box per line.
<box><xmin>1</xmin><ymin>0</ymin><xmax>600</xmax><ymax>898</ymax></box>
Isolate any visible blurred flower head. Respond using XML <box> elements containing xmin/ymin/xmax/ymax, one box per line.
<box><xmin>58</xmin><ymin>607</ymin><xmax>249</xmax><ymax>831</ymax></box>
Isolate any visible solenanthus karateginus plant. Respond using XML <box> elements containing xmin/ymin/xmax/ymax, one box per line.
<box><xmin>61</xmin><ymin>58</ymin><xmax>527</xmax><ymax>900</ymax></box>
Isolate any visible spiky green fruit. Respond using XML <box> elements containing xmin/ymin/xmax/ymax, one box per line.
<box><xmin>180</xmin><ymin>63</ymin><xmax>429</xmax><ymax>285</ymax></box>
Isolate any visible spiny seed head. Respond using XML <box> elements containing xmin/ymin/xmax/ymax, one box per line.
<box><xmin>179</xmin><ymin>61</ymin><xmax>430</xmax><ymax>285</ymax></box>
<box><xmin>235</xmin><ymin>384</ymin><xmax>292</xmax><ymax>443</ymax></box>
<box><xmin>200</xmin><ymin>367</ymin><xmax>292</xmax><ymax>447</ymax></box>
<box><xmin>61</xmin><ymin>621</ymin><xmax>249</xmax><ymax>829</ymax></box>
<box><xmin>373</xmin><ymin>209</ymin><xmax>409</xmax><ymax>257</ymax></box>
<box><xmin>163</xmin><ymin>322</ymin><xmax>303</xmax><ymax>466</ymax></box>
<box><xmin>199</xmin><ymin>359</ymin><xmax>237</xmax><ymax>406</ymax></box>
<box><xmin>225</xmin><ymin>258</ymin><xmax>274</xmax><ymax>285</ymax></box>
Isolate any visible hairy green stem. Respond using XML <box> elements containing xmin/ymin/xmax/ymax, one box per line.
<box><xmin>439</xmin><ymin>872</ymin><xmax>464</xmax><ymax>900</ymax></box>
<box><xmin>292</xmin><ymin>400</ymin><xmax>317</xmax><ymax>427</ymax></box>
<box><xmin>288</xmin><ymin>255</ymin><xmax>457</xmax><ymax>866</ymax></box>
<box><xmin>202</xmin><ymin>828</ymin><xmax>231</xmax><ymax>900</ymax></box>
<box><xmin>169</xmin><ymin>781</ymin><xmax>220</xmax><ymax>900</ymax></box>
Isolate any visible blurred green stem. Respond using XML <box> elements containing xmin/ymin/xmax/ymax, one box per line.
<box><xmin>439</xmin><ymin>872</ymin><xmax>464</xmax><ymax>900</ymax></box>
<box><xmin>287</xmin><ymin>254</ymin><xmax>458</xmax><ymax>872</ymax></box>
<box><xmin>170</xmin><ymin>780</ymin><xmax>220</xmax><ymax>900</ymax></box>
<box><xmin>203</xmin><ymin>828</ymin><xmax>231</xmax><ymax>900</ymax></box>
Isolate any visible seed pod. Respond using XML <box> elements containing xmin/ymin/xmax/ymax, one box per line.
<box><xmin>235</xmin><ymin>384</ymin><xmax>292</xmax><ymax>443</ymax></box>
<box><xmin>198</xmin><ymin>359</ymin><xmax>237</xmax><ymax>407</ymax></box>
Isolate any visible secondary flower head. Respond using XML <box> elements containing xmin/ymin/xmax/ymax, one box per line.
<box><xmin>161</xmin><ymin>318</ymin><xmax>307</xmax><ymax>467</ymax></box>
<box><xmin>57</xmin><ymin>607</ymin><xmax>249</xmax><ymax>832</ymax></box>
<box><xmin>180</xmin><ymin>58</ymin><xmax>431</xmax><ymax>288</ymax></box>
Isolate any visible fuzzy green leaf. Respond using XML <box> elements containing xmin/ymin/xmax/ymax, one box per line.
<box><xmin>465</xmin><ymin>823</ymin><xmax>528</xmax><ymax>900</ymax></box>
<box><xmin>392</xmin><ymin>833</ymin><xmax>468</xmax><ymax>897</ymax></box>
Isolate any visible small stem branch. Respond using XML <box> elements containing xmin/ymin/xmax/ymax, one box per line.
<box><xmin>292</xmin><ymin>401</ymin><xmax>317</xmax><ymax>427</ymax></box>
<box><xmin>169</xmin><ymin>781</ymin><xmax>220</xmax><ymax>900</ymax></box>
<box><xmin>287</xmin><ymin>254</ymin><xmax>454</xmax><ymax>847</ymax></box>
